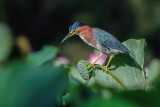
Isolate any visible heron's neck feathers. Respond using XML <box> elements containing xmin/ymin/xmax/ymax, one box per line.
<box><xmin>77</xmin><ymin>25</ymin><xmax>97</xmax><ymax>47</ymax></box>
<box><xmin>76</xmin><ymin>25</ymin><xmax>92</xmax><ymax>34</ymax></box>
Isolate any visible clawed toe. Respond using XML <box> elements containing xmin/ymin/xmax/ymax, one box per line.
<box><xmin>92</xmin><ymin>64</ymin><xmax>95</xmax><ymax>70</ymax></box>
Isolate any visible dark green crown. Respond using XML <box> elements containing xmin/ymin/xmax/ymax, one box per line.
<box><xmin>69</xmin><ymin>21</ymin><xmax>85</xmax><ymax>32</ymax></box>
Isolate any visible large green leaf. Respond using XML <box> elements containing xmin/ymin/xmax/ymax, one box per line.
<box><xmin>0</xmin><ymin>45</ymin><xmax>69</xmax><ymax>107</ymax></box>
<box><xmin>25</xmin><ymin>46</ymin><xmax>58</xmax><ymax>66</ymax></box>
<box><xmin>0</xmin><ymin>61</ymin><xmax>69</xmax><ymax>107</ymax></box>
<box><xmin>0</xmin><ymin>23</ymin><xmax>13</xmax><ymax>63</ymax></box>
<box><xmin>80</xmin><ymin>97</ymin><xmax>138</xmax><ymax>107</ymax></box>
<box><xmin>147</xmin><ymin>59</ymin><xmax>160</xmax><ymax>85</ymax></box>
<box><xmin>77</xmin><ymin>39</ymin><xmax>147</xmax><ymax>90</ymax></box>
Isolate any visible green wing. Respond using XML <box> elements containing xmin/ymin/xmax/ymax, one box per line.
<box><xmin>94</xmin><ymin>28</ymin><xmax>130</xmax><ymax>53</ymax></box>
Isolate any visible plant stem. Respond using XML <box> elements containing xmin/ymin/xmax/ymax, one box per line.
<box><xmin>96</xmin><ymin>65</ymin><xmax>128</xmax><ymax>90</ymax></box>
<box><xmin>106</xmin><ymin>70</ymin><xmax>128</xmax><ymax>90</ymax></box>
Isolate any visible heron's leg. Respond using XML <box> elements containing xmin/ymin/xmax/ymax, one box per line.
<box><xmin>105</xmin><ymin>56</ymin><xmax>112</xmax><ymax>71</ymax></box>
<box><xmin>92</xmin><ymin>52</ymin><xmax>102</xmax><ymax>69</ymax></box>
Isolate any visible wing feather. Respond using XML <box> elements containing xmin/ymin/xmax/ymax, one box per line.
<box><xmin>93</xmin><ymin>28</ymin><xmax>130</xmax><ymax>53</ymax></box>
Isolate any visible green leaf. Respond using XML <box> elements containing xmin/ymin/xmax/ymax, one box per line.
<box><xmin>62</xmin><ymin>93</ymin><xmax>71</xmax><ymax>106</ymax></box>
<box><xmin>80</xmin><ymin>97</ymin><xmax>138</xmax><ymax>107</ymax></box>
<box><xmin>0</xmin><ymin>61</ymin><xmax>69</xmax><ymax>107</ymax></box>
<box><xmin>148</xmin><ymin>59</ymin><xmax>160</xmax><ymax>84</ymax></box>
<box><xmin>0</xmin><ymin>23</ymin><xmax>13</xmax><ymax>63</ymax></box>
<box><xmin>25</xmin><ymin>46</ymin><xmax>58</xmax><ymax>66</ymax></box>
<box><xmin>77</xmin><ymin>39</ymin><xmax>147</xmax><ymax>90</ymax></box>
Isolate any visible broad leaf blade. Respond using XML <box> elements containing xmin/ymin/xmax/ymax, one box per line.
<box><xmin>26</xmin><ymin>46</ymin><xmax>58</xmax><ymax>66</ymax></box>
<box><xmin>0</xmin><ymin>61</ymin><xmax>69</xmax><ymax>107</ymax></box>
<box><xmin>95</xmin><ymin>39</ymin><xmax>147</xmax><ymax>90</ymax></box>
<box><xmin>77</xmin><ymin>39</ymin><xmax>147</xmax><ymax>90</ymax></box>
<box><xmin>148</xmin><ymin>59</ymin><xmax>160</xmax><ymax>84</ymax></box>
<box><xmin>0</xmin><ymin>23</ymin><xmax>13</xmax><ymax>63</ymax></box>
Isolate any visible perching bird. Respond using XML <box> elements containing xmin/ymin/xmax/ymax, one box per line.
<box><xmin>61</xmin><ymin>21</ymin><xmax>130</xmax><ymax>71</ymax></box>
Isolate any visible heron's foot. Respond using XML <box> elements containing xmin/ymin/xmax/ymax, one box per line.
<box><xmin>102</xmin><ymin>67</ymin><xmax>108</xmax><ymax>72</ymax></box>
<box><xmin>104</xmin><ymin>66</ymin><xmax>108</xmax><ymax>71</ymax></box>
<box><xmin>92</xmin><ymin>64</ymin><xmax>95</xmax><ymax>70</ymax></box>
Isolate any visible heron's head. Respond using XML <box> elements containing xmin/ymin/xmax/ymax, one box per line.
<box><xmin>61</xmin><ymin>21</ymin><xmax>85</xmax><ymax>43</ymax></box>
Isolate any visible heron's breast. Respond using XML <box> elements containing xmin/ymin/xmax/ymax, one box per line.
<box><xmin>79</xmin><ymin>31</ymin><xmax>97</xmax><ymax>48</ymax></box>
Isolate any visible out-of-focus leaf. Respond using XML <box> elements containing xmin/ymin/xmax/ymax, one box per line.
<box><xmin>148</xmin><ymin>59</ymin><xmax>160</xmax><ymax>84</ymax></box>
<box><xmin>80</xmin><ymin>97</ymin><xmax>138</xmax><ymax>107</ymax></box>
<box><xmin>119</xmin><ymin>90</ymin><xmax>153</xmax><ymax>107</ymax></box>
<box><xmin>77</xmin><ymin>39</ymin><xmax>147</xmax><ymax>90</ymax></box>
<box><xmin>25</xmin><ymin>46</ymin><xmax>58</xmax><ymax>66</ymax></box>
<box><xmin>0</xmin><ymin>61</ymin><xmax>69</xmax><ymax>107</ymax></box>
<box><xmin>62</xmin><ymin>93</ymin><xmax>71</xmax><ymax>106</ymax></box>
<box><xmin>0</xmin><ymin>23</ymin><xmax>13</xmax><ymax>63</ymax></box>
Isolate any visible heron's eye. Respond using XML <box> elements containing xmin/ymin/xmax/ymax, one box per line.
<box><xmin>70</xmin><ymin>30</ymin><xmax>75</xmax><ymax>34</ymax></box>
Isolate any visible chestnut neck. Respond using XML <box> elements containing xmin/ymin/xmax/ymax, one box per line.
<box><xmin>76</xmin><ymin>25</ymin><xmax>97</xmax><ymax>48</ymax></box>
<box><xmin>76</xmin><ymin>25</ymin><xmax>92</xmax><ymax>35</ymax></box>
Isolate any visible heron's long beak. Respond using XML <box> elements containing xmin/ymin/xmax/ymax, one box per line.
<box><xmin>61</xmin><ymin>32</ymin><xmax>74</xmax><ymax>43</ymax></box>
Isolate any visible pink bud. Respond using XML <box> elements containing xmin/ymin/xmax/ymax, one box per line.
<box><xmin>54</xmin><ymin>56</ymin><xmax>70</xmax><ymax>64</ymax></box>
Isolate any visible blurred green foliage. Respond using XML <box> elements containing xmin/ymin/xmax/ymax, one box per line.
<box><xmin>25</xmin><ymin>46</ymin><xmax>58</xmax><ymax>66</ymax></box>
<box><xmin>0</xmin><ymin>23</ymin><xmax>13</xmax><ymax>64</ymax></box>
<box><xmin>0</xmin><ymin>62</ymin><xmax>69</xmax><ymax>107</ymax></box>
<box><xmin>148</xmin><ymin>59</ymin><xmax>160</xmax><ymax>86</ymax></box>
<box><xmin>0</xmin><ymin>43</ymin><xmax>69</xmax><ymax>106</ymax></box>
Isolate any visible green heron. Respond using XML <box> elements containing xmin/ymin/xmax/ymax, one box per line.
<box><xmin>61</xmin><ymin>21</ymin><xmax>130</xmax><ymax>71</ymax></box>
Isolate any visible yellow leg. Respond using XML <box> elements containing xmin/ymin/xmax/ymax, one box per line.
<box><xmin>105</xmin><ymin>56</ymin><xmax>112</xmax><ymax>71</ymax></box>
<box><xmin>92</xmin><ymin>52</ymin><xmax>102</xmax><ymax>69</ymax></box>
